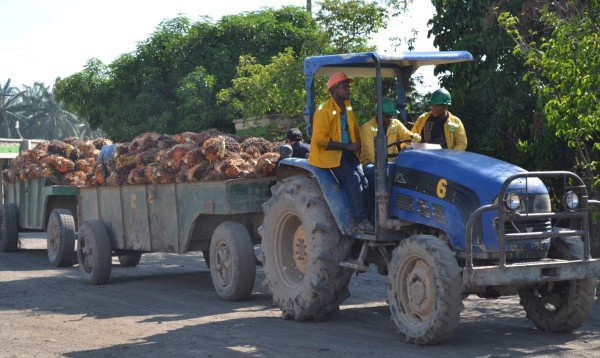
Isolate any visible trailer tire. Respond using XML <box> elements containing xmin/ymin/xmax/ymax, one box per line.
<box><xmin>117</xmin><ymin>252</ymin><xmax>142</xmax><ymax>267</ymax></box>
<box><xmin>0</xmin><ymin>203</ymin><xmax>18</xmax><ymax>252</ymax></box>
<box><xmin>388</xmin><ymin>235</ymin><xmax>463</xmax><ymax>345</ymax></box>
<box><xmin>47</xmin><ymin>209</ymin><xmax>76</xmax><ymax>267</ymax></box>
<box><xmin>518</xmin><ymin>236</ymin><xmax>597</xmax><ymax>332</ymax></box>
<box><xmin>77</xmin><ymin>220</ymin><xmax>112</xmax><ymax>285</ymax></box>
<box><xmin>209</xmin><ymin>221</ymin><xmax>256</xmax><ymax>301</ymax></box>
<box><xmin>202</xmin><ymin>250</ymin><xmax>210</xmax><ymax>269</ymax></box>
<box><xmin>260</xmin><ymin>175</ymin><xmax>353</xmax><ymax>321</ymax></box>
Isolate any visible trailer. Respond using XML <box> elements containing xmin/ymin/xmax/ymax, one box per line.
<box><xmin>75</xmin><ymin>177</ymin><xmax>274</xmax><ymax>301</ymax></box>
<box><xmin>1</xmin><ymin>178</ymin><xmax>78</xmax><ymax>267</ymax></box>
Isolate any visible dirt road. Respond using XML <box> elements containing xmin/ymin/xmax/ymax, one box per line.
<box><xmin>1</xmin><ymin>233</ymin><xmax>600</xmax><ymax>357</ymax></box>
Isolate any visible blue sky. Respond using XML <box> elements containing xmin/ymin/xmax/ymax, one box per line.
<box><xmin>0</xmin><ymin>0</ymin><xmax>438</xmax><ymax>90</ymax></box>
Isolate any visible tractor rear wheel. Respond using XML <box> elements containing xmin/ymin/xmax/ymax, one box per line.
<box><xmin>518</xmin><ymin>236</ymin><xmax>597</xmax><ymax>332</ymax></box>
<box><xmin>260</xmin><ymin>175</ymin><xmax>353</xmax><ymax>321</ymax></box>
<box><xmin>388</xmin><ymin>235</ymin><xmax>463</xmax><ymax>345</ymax></box>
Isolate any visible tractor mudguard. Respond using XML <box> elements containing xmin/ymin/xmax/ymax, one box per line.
<box><xmin>278</xmin><ymin>158</ymin><xmax>354</xmax><ymax>236</ymax></box>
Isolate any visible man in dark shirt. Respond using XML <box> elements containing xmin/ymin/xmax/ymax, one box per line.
<box><xmin>411</xmin><ymin>88</ymin><xmax>467</xmax><ymax>150</ymax></box>
<box><xmin>286</xmin><ymin>128</ymin><xmax>310</xmax><ymax>159</ymax></box>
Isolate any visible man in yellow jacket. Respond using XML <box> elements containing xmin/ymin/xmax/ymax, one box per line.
<box><xmin>411</xmin><ymin>88</ymin><xmax>467</xmax><ymax>150</ymax></box>
<box><xmin>309</xmin><ymin>71</ymin><xmax>374</xmax><ymax>231</ymax></box>
<box><xmin>360</xmin><ymin>98</ymin><xmax>421</xmax><ymax>164</ymax></box>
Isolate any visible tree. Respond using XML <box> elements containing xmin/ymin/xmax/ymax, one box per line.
<box><xmin>499</xmin><ymin>1</ymin><xmax>600</xmax><ymax>187</ymax></box>
<box><xmin>426</xmin><ymin>0</ymin><xmax>574</xmax><ymax>172</ymax></box>
<box><xmin>0</xmin><ymin>79</ymin><xmax>25</xmax><ymax>138</ymax></box>
<box><xmin>218</xmin><ymin>0</ymin><xmax>412</xmax><ymax>138</ymax></box>
<box><xmin>54</xmin><ymin>7</ymin><xmax>321</xmax><ymax>142</ymax></box>
<box><xmin>18</xmin><ymin>82</ymin><xmax>85</xmax><ymax>140</ymax></box>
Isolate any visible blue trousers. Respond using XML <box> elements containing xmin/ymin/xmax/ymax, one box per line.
<box><xmin>331</xmin><ymin>151</ymin><xmax>370</xmax><ymax>222</ymax></box>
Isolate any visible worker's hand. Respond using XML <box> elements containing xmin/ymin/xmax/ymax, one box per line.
<box><xmin>346</xmin><ymin>143</ymin><xmax>361</xmax><ymax>152</ymax></box>
<box><xmin>410</xmin><ymin>133</ymin><xmax>422</xmax><ymax>143</ymax></box>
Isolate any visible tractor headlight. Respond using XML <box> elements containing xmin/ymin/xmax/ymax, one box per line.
<box><xmin>565</xmin><ymin>191</ymin><xmax>579</xmax><ymax>209</ymax></box>
<box><xmin>504</xmin><ymin>192</ymin><xmax>521</xmax><ymax>211</ymax></box>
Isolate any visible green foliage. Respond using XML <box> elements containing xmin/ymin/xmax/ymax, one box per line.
<box><xmin>428</xmin><ymin>1</ymin><xmax>542</xmax><ymax>163</ymax></box>
<box><xmin>316</xmin><ymin>0</ymin><xmax>388</xmax><ymax>52</ymax></box>
<box><xmin>499</xmin><ymin>2</ymin><xmax>600</xmax><ymax>188</ymax></box>
<box><xmin>0</xmin><ymin>79</ymin><xmax>24</xmax><ymax>138</ymax></box>
<box><xmin>54</xmin><ymin>7</ymin><xmax>320</xmax><ymax>142</ymax></box>
<box><xmin>0</xmin><ymin>79</ymin><xmax>98</xmax><ymax>140</ymax></box>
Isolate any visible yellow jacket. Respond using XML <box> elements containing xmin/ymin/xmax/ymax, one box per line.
<box><xmin>309</xmin><ymin>97</ymin><xmax>361</xmax><ymax>168</ymax></box>
<box><xmin>359</xmin><ymin>117</ymin><xmax>413</xmax><ymax>164</ymax></box>
<box><xmin>411</xmin><ymin>111</ymin><xmax>467</xmax><ymax>151</ymax></box>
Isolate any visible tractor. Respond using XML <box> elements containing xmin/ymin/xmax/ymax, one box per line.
<box><xmin>259</xmin><ymin>51</ymin><xmax>600</xmax><ymax>345</ymax></box>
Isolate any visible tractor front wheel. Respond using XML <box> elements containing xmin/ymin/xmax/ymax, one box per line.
<box><xmin>518</xmin><ymin>236</ymin><xmax>597</xmax><ymax>332</ymax></box>
<box><xmin>387</xmin><ymin>235</ymin><xmax>463</xmax><ymax>345</ymax></box>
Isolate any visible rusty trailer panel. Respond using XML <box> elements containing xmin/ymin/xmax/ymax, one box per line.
<box><xmin>77</xmin><ymin>177</ymin><xmax>274</xmax><ymax>254</ymax></box>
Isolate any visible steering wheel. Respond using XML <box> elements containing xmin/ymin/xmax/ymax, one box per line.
<box><xmin>387</xmin><ymin>139</ymin><xmax>412</xmax><ymax>158</ymax></box>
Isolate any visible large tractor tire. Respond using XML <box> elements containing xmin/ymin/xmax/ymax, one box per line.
<box><xmin>260</xmin><ymin>175</ymin><xmax>353</xmax><ymax>321</ymax></box>
<box><xmin>387</xmin><ymin>235</ymin><xmax>463</xmax><ymax>345</ymax></box>
<box><xmin>518</xmin><ymin>236</ymin><xmax>597</xmax><ymax>332</ymax></box>
<box><xmin>117</xmin><ymin>252</ymin><xmax>142</xmax><ymax>267</ymax></box>
<box><xmin>77</xmin><ymin>220</ymin><xmax>112</xmax><ymax>285</ymax></box>
<box><xmin>209</xmin><ymin>221</ymin><xmax>256</xmax><ymax>301</ymax></box>
<box><xmin>0</xmin><ymin>203</ymin><xmax>18</xmax><ymax>252</ymax></box>
<box><xmin>47</xmin><ymin>209</ymin><xmax>76</xmax><ymax>267</ymax></box>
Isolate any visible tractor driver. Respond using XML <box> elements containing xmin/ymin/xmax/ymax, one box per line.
<box><xmin>411</xmin><ymin>88</ymin><xmax>467</xmax><ymax>150</ymax></box>
<box><xmin>360</xmin><ymin>97</ymin><xmax>421</xmax><ymax>165</ymax></box>
<box><xmin>309</xmin><ymin>71</ymin><xmax>374</xmax><ymax>232</ymax></box>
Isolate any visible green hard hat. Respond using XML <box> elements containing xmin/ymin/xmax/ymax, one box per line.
<box><xmin>429</xmin><ymin>88</ymin><xmax>452</xmax><ymax>105</ymax></box>
<box><xmin>376</xmin><ymin>98</ymin><xmax>399</xmax><ymax>115</ymax></box>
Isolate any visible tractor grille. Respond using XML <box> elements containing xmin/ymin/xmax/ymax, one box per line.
<box><xmin>417</xmin><ymin>198</ymin><xmax>430</xmax><ymax>217</ymax></box>
<box><xmin>395</xmin><ymin>193</ymin><xmax>413</xmax><ymax>212</ymax></box>
<box><xmin>432</xmin><ymin>203</ymin><xmax>446</xmax><ymax>224</ymax></box>
<box><xmin>502</xmin><ymin>219</ymin><xmax>552</xmax><ymax>235</ymax></box>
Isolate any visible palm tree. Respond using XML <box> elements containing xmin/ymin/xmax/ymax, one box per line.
<box><xmin>0</xmin><ymin>79</ymin><xmax>27</xmax><ymax>138</ymax></box>
<box><xmin>18</xmin><ymin>82</ymin><xmax>84</xmax><ymax>140</ymax></box>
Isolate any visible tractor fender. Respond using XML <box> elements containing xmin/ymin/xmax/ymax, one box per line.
<box><xmin>278</xmin><ymin>158</ymin><xmax>354</xmax><ymax>236</ymax></box>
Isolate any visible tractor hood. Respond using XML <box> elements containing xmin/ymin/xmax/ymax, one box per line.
<box><xmin>394</xmin><ymin>148</ymin><xmax>546</xmax><ymax>204</ymax></box>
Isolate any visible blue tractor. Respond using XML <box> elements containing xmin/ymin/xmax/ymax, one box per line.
<box><xmin>259</xmin><ymin>52</ymin><xmax>600</xmax><ymax>345</ymax></box>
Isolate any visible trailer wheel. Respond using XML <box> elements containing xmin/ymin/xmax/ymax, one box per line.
<box><xmin>117</xmin><ymin>252</ymin><xmax>142</xmax><ymax>267</ymax></box>
<box><xmin>518</xmin><ymin>236</ymin><xmax>597</xmax><ymax>332</ymax></box>
<box><xmin>47</xmin><ymin>209</ymin><xmax>76</xmax><ymax>267</ymax></box>
<box><xmin>388</xmin><ymin>235</ymin><xmax>463</xmax><ymax>345</ymax></box>
<box><xmin>77</xmin><ymin>220</ymin><xmax>112</xmax><ymax>285</ymax></box>
<box><xmin>0</xmin><ymin>203</ymin><xmax>19</xmax><ymax>252</ymax></box>
<box><xmin>260</xmin><ymin>175</ymin><xmax>353</xmax><ymax>321</ymax></box>
<box><xmin>209</xmin><ymin>221</ymin><xmax>256</xmax><ymax>301</ymax></box>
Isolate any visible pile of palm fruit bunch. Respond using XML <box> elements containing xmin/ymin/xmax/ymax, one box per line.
<box><xmin>97</xmin><ymin>129</ymin><xmax>282</xmax><ymax>186</ymax></box>
<box><xmin>2</xmin><ymin>137</ymin><xmax>112</xmax><ymax>185</ymax></box>
<box><xmin>2</xmin><ymin>130</ymin><xmax>283</xmax><ymax>187</ymax></box>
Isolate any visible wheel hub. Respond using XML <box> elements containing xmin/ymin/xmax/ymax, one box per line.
<box><xmin>405</xmin><ymin>260</ymin><xmax>435</xmax><ymax>319</ymax></box>
<box><xmin>48</xmin><ymin>224</ymin><xmax>58</xmax><ymax>252</ymax></box>
<box><xmin>214</xmin><ymin>242</ymin><xmax>232</xmax><ymax>285</ymax></box>
<box><xmin>292</xmin><ymin>224</ymin><xmax>307</xmax><ymax>274</ymax></box>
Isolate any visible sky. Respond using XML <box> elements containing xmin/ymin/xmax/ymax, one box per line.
<box><xmin>0</xmin><ymin>0</ymin><xmax>439</xmax><ymax>90</ymax></box>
